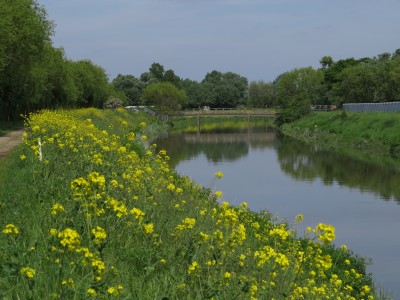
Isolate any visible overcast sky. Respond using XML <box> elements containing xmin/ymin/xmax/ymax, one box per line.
<box><xmin>37</xmin><ymin>0</ymin><xmax>400</xmax><ymax>82</ymax></box>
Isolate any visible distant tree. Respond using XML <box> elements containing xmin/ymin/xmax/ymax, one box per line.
<box><xmin>319</xmin><ymin>56</ymin><xmax>334</xmax><ymax>68</ymax></box>
<box><xmin>70</xmin><ymin>60</ymin><xmax>112</xmax><ymax>108</ymax></box>
<box><xmin>248</xmin><ymin>81</ymin><xmax>274</xmax><ymax>108</ymax></box>
<box><xmin>202</xmin><ymin>71</ymin><xmax>248</xmax><ymax>108</ymax></box>
<box><xmin>0</xmin><ymin>0</ymin><xmax>53</xmax><ymax>120</ymax></box>
<box><xmin>274</xmin><ymin>67</ymin><xmax>324</xmax><ymax>125</ymax></box>
<box><xmin>163</xmin><ymin>69</ymin><xmax>181</xmax><ymax>86</ymax></box>
<box><xmin>180</xmin><ymin>79</ymin><xmax>209</xmax><ymax>108</ymax></box>
<box><xmin>141</xmin><ymin>82</ymin><xmax>187</xmax><ymax>114</ymax></box>
<box><xmin>112</xmin><ymin>74</ymin><xmax>144</xmax><ymax>105</ymax></box>
<box><xmin>149</xmin><ymin>62</ymin><xmax>165</xmax><ymax>81</ymax></box>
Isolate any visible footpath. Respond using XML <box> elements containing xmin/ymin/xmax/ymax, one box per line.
<box><xmin>0</xmin><ymin>130</ymin><xmax>23</xmax><ymax>157</ymax></box>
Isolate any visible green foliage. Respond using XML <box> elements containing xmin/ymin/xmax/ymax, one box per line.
<box><xmin>281</xmin><ymin>111</ymin><xmax>400</xmax><ymax>160</ymax></box>
<box><xmin>274</xmin><ymin>67</ymin><xmax>323</xmax><ymax>125</ymax></box>
<box><xmin>202</xmin><ymin>71</ymin><xmax>249</xmax><ymax>108</ymax></box>
<box><xmin>141</xmin><ymin>82</ymin><xmax>187</xmax><ymax>114</ymax></box>
<box><xmin>112</xmin><ymin>74</ymin><xmax>144</xmax><ymax>105</ymax></box>
<box><xmin>0</xmin><ymin>0</ymin><xmax>53</xmax><ymax>120</ymax></box>
<box><xmin>248</xmin><ymin>80</ymin><xmax>274</xmax><ymax>108</ymax></box>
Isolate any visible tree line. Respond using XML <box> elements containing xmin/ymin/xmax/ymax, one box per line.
<box><xmin>2</xmin><ymin>0</ymin><xmax>400</xmax><ymax>122</ymax></box>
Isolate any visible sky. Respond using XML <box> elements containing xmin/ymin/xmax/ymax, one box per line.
<box><xmin>37</xmin><ymin>0</ymin><xmax>400</xmax><ymax>83</ymax></box>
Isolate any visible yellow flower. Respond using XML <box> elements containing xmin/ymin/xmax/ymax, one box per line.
<box><xmin>188</xmin><ymin>261</ymin><xmax>200</xmax><ymax>274</ymax></box>
<box><xmin>160</xmin><ymin>259</ymin><xmax>167</xmax><ymax>264</ymax></box>
<box><xmin>295</xmin><ymin>213</ymin><xmax>304</xmax><ymax>223</ymax></box>
<box><xmin>314</xmin><ymin>223</ymin><xmax>336</xmax><ymax>244</ymax></box>
<box><xmin>20</xmin><ymin>267</ymin><xmax>36</xmax><ymax>279</ymax></box>
<box><xmin>91</xmin><ymin>226</ymin><xmax>107</xmax><ymax>245</ymax></box>
<box><xmin>130</xmin><ymin>207</ymin><xmax>145</xmax><ymax>222</ymax></box>
<box><xmin>51</xmin><ymin>203</ymin><xmax>65</xmax><ymax>215</ymax></box>
<box><xmin>167</xmin><ymin>183</ymin><xmax>175</xmax><ymax>191</ymax></box>
<box><xmin>61</xmin><ymin>278</ymin><xmax>74</xmax><ymax>288</ymax></box>
<box><xmin>58</xmin><ymin>228</ymin><xmax>80</xmax><ymax>250</ymax></box>
<box><xmin>143</xmin><ymin>223</ymin><xmax>154</xmax><ymax>235</ymax></box>
<box><xmin>214</xmin><ymin>190</ymin><xmax>223</xmax><ymax>198</ymax></box>
<box><xmin>214</xmin><ymin>171</ymin><xmax>224</xmax><ymax>179</ymax></box>
<box><xmin>20</xmin><ymin>154</ymin><xmax>27</xmax><ymax>160</ymax></box>
<box><xmin>224</xmin><ymin>272</ymin><xmax>231</xmax><ymax>279</ymax></box>
<box><xmin>2</xmin><ymin>224</ymin><xmax>19</xmax><ymax>235</ymax></box>
<box><xmin>87</xmin><ymin>288</ymin><xmax>97</xmax><ymax>297</ymax></box>
<box><xmin>139</xmin><ymin>122</ymin><xmax>146</xmax><ymax>129</ymax></box>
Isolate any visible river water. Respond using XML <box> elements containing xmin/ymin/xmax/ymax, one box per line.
<box><xmin>156</xmin><ymin>123</ymin><xmax>400</xmax><ymax>298</ymax></box>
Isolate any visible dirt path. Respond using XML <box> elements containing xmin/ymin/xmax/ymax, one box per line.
<box><xmin>0</xmin><ymin>130</ymin><xmax>24</xmax><ymax>157</ymax></box>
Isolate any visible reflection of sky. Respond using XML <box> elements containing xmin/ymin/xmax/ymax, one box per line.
<box><xmin>176</xmin><ymin>146</ymin><xmax>400</xmax><ymax>298</ymax></box>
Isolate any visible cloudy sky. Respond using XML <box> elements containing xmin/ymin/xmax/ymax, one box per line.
<box><xmin>37</xmin><ymin>0</ymin><xmax>400</xmax><ymax>82</ymax></box>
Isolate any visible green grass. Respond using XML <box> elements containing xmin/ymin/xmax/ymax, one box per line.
<box><xmin>281</xmin><ymin>111</ymin><xmax>400</xmax><ymax>165</ymax></box>
<box><xmin>0</xmin><ymin>108</ymin><xmax>384</xmax><ymax>299</ymax></box>
<box><xmin>170</xmin><ymin>116</ymin><xmax>275</xmax><ymax>133</ymax></box>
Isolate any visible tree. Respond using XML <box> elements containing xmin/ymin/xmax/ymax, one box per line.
<box><xmin>141</xmin><ymin>82</ymin><xmax>187</xmax><ymax>114</ymax></box>
<box><xmin>180</xmin><ymin>79</ymin><xmax>209</xmax><ymax>109</ymax></box>
<box><xmin>201</xmin><ymin>71</ymin><xmax>248</xmax><ymax>108</ymax></box>
<box><xmin>274</xmin><ymin>67</ymin><xmax>324</xmax><ymax>125</ymax></box>
<box><xmin>112</xmin><ymin>74</ymin><xmax>144</xmax><ymax>105</ymax></box>
<box><xmin>0</xmin><ymin>0</ymin><xmax>53</xmax><ymax>120</ymax></box>
<box><xmin>163</xmin><ymin>69</ymin><xmax>181</xmax><ymax>86</ymax></box>
<box><xmin>69</xmin><ymin>60</ymin><xmax>112</xmax><ymax>108</ymax></box>
<box><xmin>319</xmin><ymin>56</ymin><xmax>333</xmax><ymax>68</ymax></box>
<box><xmin>248</xmin><ymin>81</ymin><xmax>274</xmax><ymax>108</ymax></box>
<box><xmin>149</xmin><ymin>62</ymin><xmax>165</xmax><ymax>81</ymax></box>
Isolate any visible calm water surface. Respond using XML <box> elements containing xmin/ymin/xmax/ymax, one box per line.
<box><xmin>156</xmin><ymin>124</ymin><xmax>400</xmax><ymax>298</ymax></box>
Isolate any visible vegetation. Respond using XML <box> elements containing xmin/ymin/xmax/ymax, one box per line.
<box><xmin>0</xmin><ymin>0</ymin><xmax>121</xmax><ymax>121</ymax></box>
<box><xmin>280</xmin><ymin>111</ymin><xmax>400</xmax><ymax>161</ymax></box>
<box><xmin>0</xmin><ymin>108</ymin><xmax>379</xmax><ymax>299</ymax></box>
<box><xmin>141</xmin><ymin>82</ymin><xmax>187</xmax><ymax>115</ymax></box>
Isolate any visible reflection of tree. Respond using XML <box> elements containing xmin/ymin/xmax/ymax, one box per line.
<box><xmin>156</xmin><ymin>134</ymin><xmax>249</xmax><ymax>167</ymax></box>
<box><xmin>155</xmin><ymin>125</ymin><xmax>276</xmax><ymax>168</ymax></box>
<box><xmin>277</xmin><ymin>135</ymin><xmax>400</xmax><ymax>203</ymax></box>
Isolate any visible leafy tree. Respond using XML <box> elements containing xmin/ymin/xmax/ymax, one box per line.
<box><xmin>69</xmin><ymin>60</ymin><xmax>112</xmax><ymax>108</ymax></box>
<box><xmin>274</xmin><ymin>67</ymin><xmax>324</xmax><ymax>125</ymax></box>
<box><xmin>112</xmin><ymin>74</ymin><xmax>144</xmax><ymax>105</ymax></box>
<box><xmin>248</xmin><ymin>81</ymin><xmax>274</xmax><ymax>108</ymax></box>
<box><xmin>201</xmin><ymin>71</ymin><xmax>248</xmax><ymax>108</ymax></box>
<box><xmin>141</xmin><ymin>82</ymin><xmax>187</xmax><ymax>114</ymax></box>
<box><xmin>0</xmin><ymin>0</ymin><xmax>53</xmax><ymax>120</ymax></box>
<box><xmin>149</xmin><ymin>62</ymin><xmax>165</xmax><ymax>81</ymax></box>
<box><xmin>319</xmin><ymin>56</ymin><xmax>333</xmax><ymax>68</ymax></box>
<box><xmin>180</xmin><ymin>79</ymin><xmax>209</xmax><ymax>109</ymax></box>
<box><xmin>163</xmin><ymin>69</ymin><xmax>181</xmax><ymax>86</ymax></box>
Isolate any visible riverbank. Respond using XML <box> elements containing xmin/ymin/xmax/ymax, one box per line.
<box><xmin>0</xmin><ymin>108</ymin><xmax>381</xmax><ymax>299</ymax></box>
<box><xmin>280</xmin><ymin>111</ymin><xmax>400</xmax><ymax>166</ymax></box>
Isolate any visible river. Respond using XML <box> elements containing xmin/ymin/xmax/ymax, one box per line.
<box><xmin>155</xmin><ymin>121</ymin><xmax>400</xmax><ymax>298</ymax></box>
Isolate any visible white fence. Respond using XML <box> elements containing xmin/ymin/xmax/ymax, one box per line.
<box><xmin>343</xmin><ymin>102</ymin><xmax>400</xmax><ymax>112</ymax></box>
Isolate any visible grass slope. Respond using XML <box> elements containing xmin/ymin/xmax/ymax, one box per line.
<box><xmin>0</xmin><ymin>108</ymin><xmax>380</xmax><ymax>299</ymax></box>
<box><xmin>281</xmin><ymin>111</ymin><xmax>400</xmax><ymax>163</ymax></box>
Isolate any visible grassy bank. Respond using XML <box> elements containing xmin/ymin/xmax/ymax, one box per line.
<box><xmin>0</xmin><ymin>108</ymin><xmax>379</xmax><ymax>299</ymax></box>
<box><xmin>280</xmin><ymin>111</ymin><xmax>400</xmax><ymax>164</ymax></box>
<box><xmin>170</xmin><ymin>116</ymin><xmax>275</xmax><ymax>133</ymax></box>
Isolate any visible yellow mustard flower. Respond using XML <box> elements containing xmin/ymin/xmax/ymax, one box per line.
<box><xmin>20</xmin><ymin>267</ymin><xmax>36</xmax><ymax>279</ymax></box>
<box><xmin>2</xmin><ymin>224</ymin><xmax>19</xmax><ymax>235</ymax></box>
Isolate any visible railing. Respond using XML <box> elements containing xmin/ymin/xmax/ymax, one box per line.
<box><xmin>311</xmin><ymin>105</ymin><xmax>337</xmax><ymax>111</ymax></box>
<box><xmin>343</xmin><ymin>102</ymin><xmax>400</xmax><ymax>112</ymax></box>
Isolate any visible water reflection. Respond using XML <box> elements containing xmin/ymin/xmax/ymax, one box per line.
<box><xmin>277</xmin><ymin>135</ymin><xmax>400</xmax><ymax>203</ymax></box>
<box><xmin>156</xmin><ymin>126</ymin><xmax>276</xmax><ymax>167</ymax></box>
<box><xmin>156</xmin><ymin>125</ymin><xmax>400</xmax><ymax>204</ymax></box>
